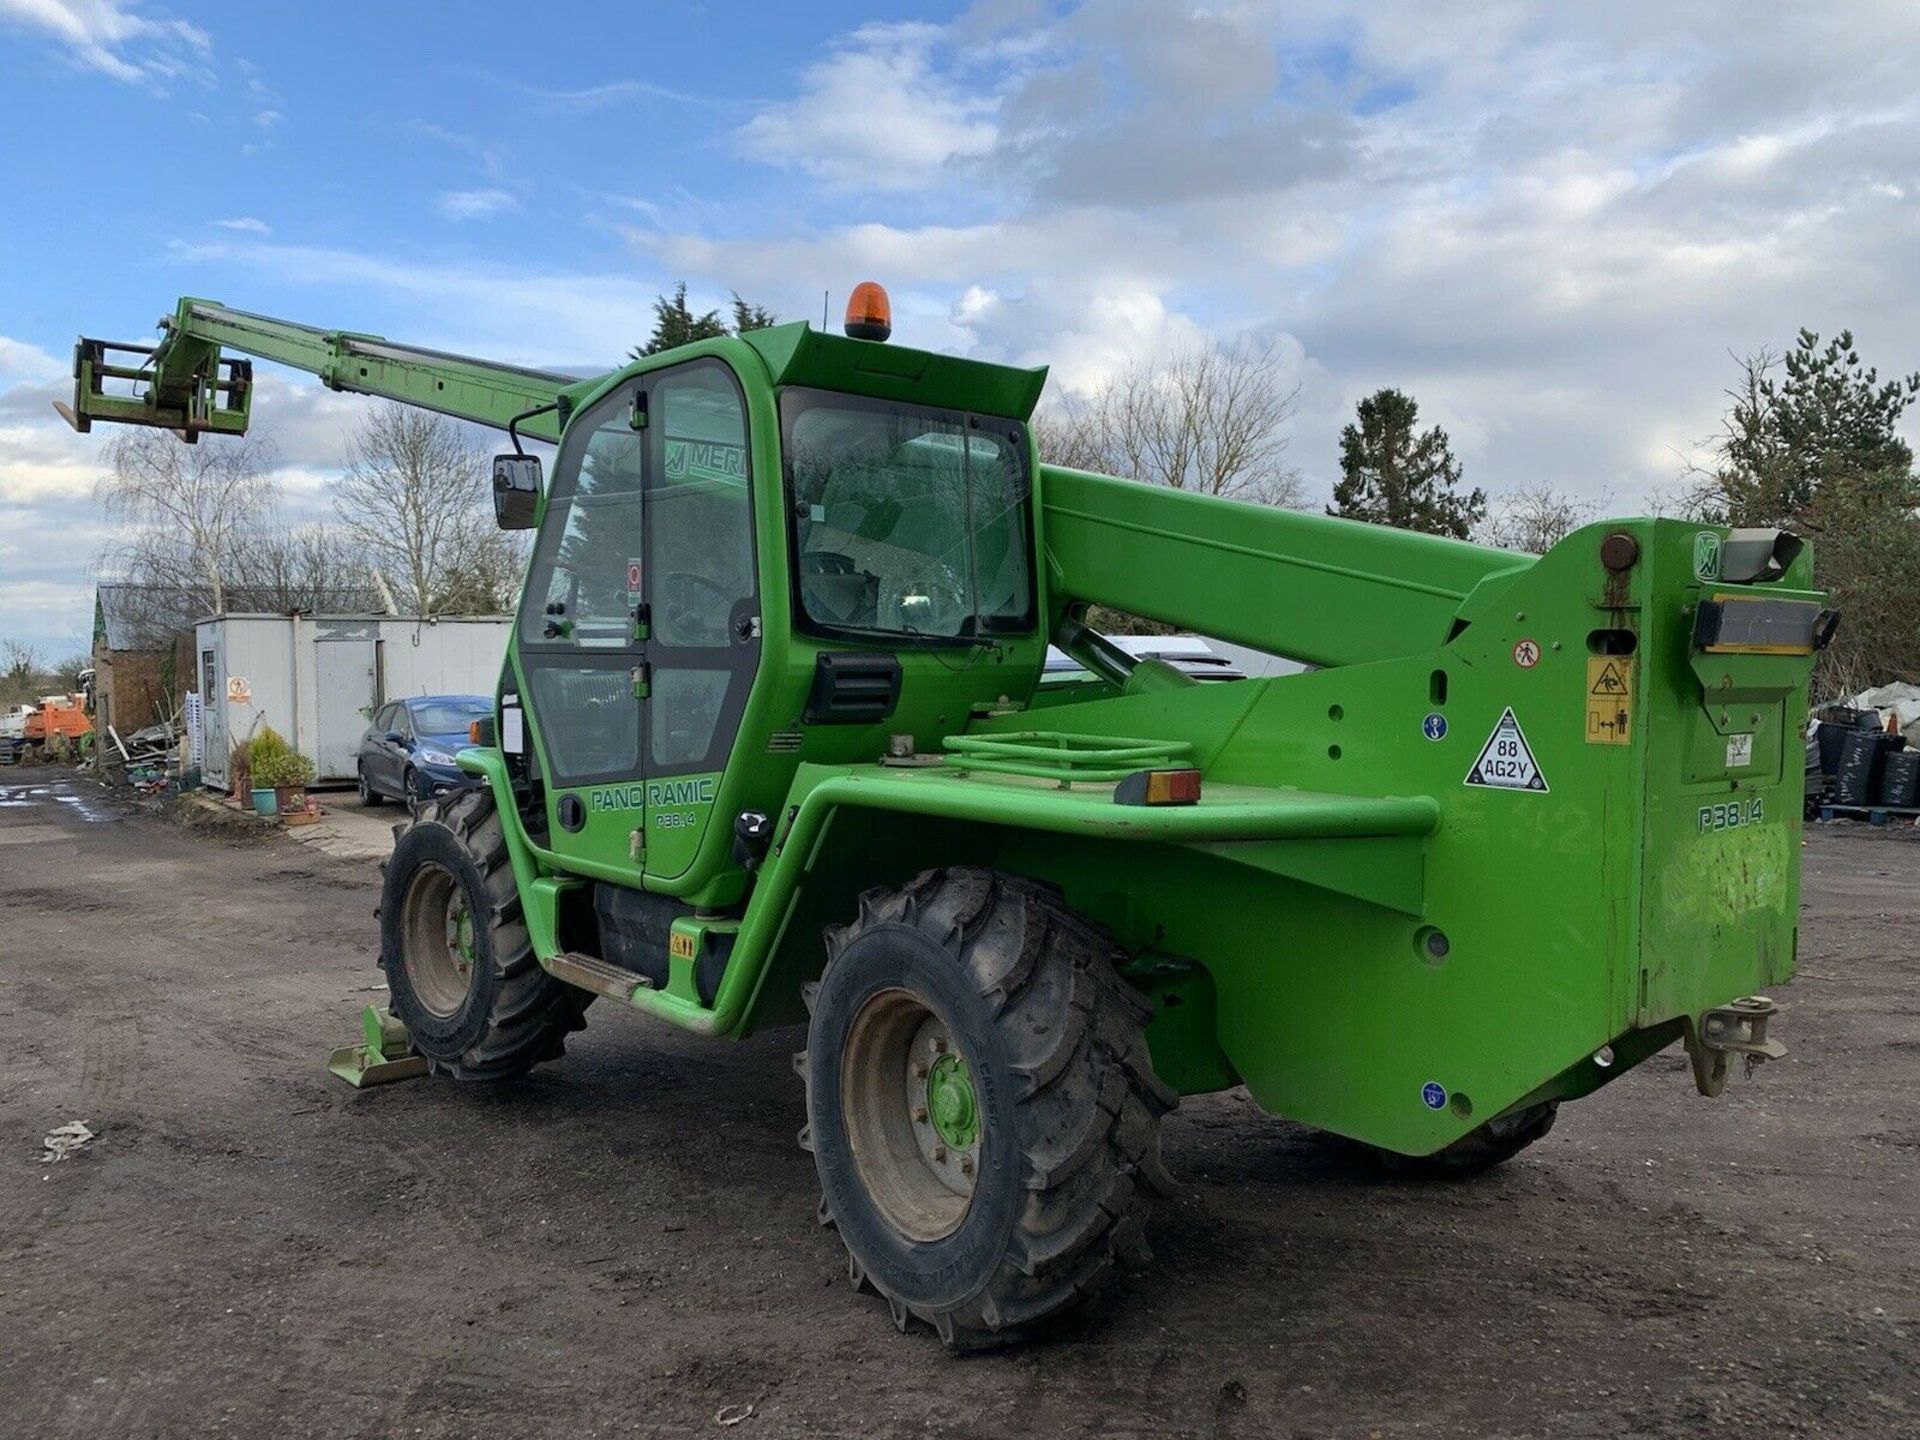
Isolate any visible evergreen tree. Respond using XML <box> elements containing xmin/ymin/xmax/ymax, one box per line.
<box><xmin>1329</xmin><ymin>388</ymin><xmax>1485</xmax><ymax>538</ymax></box>
<box><xmin>635</xmin><ymin>284</ymin><xmax>777</xmax><ymax>358</ymax></box>
<box><xmin>1689</xmin><ymin>329</ymin><xmax>1920</xmax><ymax>690</ymax></box>
<box><xmin>1711</xmin><ymin>329</ymin><xmax>1919</xmax><ymax>526</ymax></box>
<box><xmin>730</xmin><ymin>294</ymin><xmax>778</xmax><ymax>335</ymax></box>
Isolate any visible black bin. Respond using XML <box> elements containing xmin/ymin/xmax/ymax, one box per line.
<box><xmin>1816</xmin><ymin>719</ymin><xmax>1869</xmax><ymax>774</ymax></box>
<box><xmin>1836</xmin><ymin>730</ymin><xmax>1904</xmax><ymax>807</ymax></box>
<box><xmin>1878</xmin><ymin>749</ymin><xmax>1920</xmax><ymax>808</ymax></box>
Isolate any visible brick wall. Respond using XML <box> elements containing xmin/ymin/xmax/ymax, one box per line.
<box><xmin>92</xmin><ymin>643</ymin><xmax>173</xmax><ymax>737</ymax></box>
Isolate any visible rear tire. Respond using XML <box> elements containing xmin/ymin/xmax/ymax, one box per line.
<box><xmin>800</xmin><ymin>867</ymin><xmax>1175</xmax><ymax>1349</ymax></box>
<box><xmin>380</xmin><ymin>786</ymin><xmax>590</xmax><ymax>1081</ymax></box>
<box><xmin>1374</xmin><ymin>1100</ymin><xmax>1558</xmax><ymax>1178</ymax></box>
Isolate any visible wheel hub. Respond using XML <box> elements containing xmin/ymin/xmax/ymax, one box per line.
<box><xmin>926</xmin><ymin>1052</ymin><xmax>977</xmax><ymax>1148</ymax></box>
<box><xmin>902</xmin><ymin>1014</ymin><xmax>979</xmax><ymax>1201</ymax></box>
<box><xmin>444</xmin><ymin>906</ymin><xmax>474</xmax><ymax>975</ymax></box>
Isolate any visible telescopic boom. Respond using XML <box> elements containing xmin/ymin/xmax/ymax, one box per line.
<box><xmin>57</xmin><ymin>297</ymin><xmax>585</xmax><ymax>444</ymax></box>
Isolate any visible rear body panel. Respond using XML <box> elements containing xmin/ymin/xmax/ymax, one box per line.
<box><xmin>965</xmin><ymin>515</ymin><xmax>1818</xmax><ymax>1154</ymax></box>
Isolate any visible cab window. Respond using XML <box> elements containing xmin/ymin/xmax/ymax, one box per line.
<box><xmin>780</xmin><ymin>390</ymin><xmax>1034</xmax><ymax>642</ymax></box>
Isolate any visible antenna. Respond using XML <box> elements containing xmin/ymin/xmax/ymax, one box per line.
<box><xmin>822</xmin><ymin>290</ymin><xmax>829</xmax><ymax>330</ymax></box>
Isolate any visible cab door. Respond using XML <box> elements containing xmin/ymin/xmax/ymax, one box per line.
<box><xmin>514</xmin><ymin>378</ymin><xmax>651</xmax><ymax>868</ymax></box>
<box><xmin>635</xmin><ymin>359</ymin><xmax>760</xmax><ymax>880</ymax></box>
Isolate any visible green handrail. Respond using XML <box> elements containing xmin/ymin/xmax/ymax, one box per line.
<box><xmin>943</xmin><ymin>731</ymin><xmax>1195</xmax><ymax>785</ymax></box>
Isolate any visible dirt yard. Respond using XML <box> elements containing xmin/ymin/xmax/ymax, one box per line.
<box><xmin>2</xmin><ymin>774</ymin><xmax>1914</xmax><ymax>1439</ymax></box>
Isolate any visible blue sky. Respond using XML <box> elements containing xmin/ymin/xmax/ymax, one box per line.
<box><xmin>4</xmin><ymin>0</ymin><xmax>1918</xmax><ymax>657</ymax></box>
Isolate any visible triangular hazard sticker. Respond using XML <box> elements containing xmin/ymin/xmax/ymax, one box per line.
<box><xmin>1590</xmin><ymin>660</ymin><xmax>1629</xmax><ymax>696</ymax></box>
<box><xmin>1465</xmin><ymin>708</ymin><xmax>1549</xmax><ymax>792</ymax></box>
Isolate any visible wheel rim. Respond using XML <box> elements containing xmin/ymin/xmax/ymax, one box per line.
<box><xmin>400</xmin><ymin>861</ymin><xmax>476</xmax><ymax>1019</ymax></box>
<box><xmin>840</xmin><ymin>988</ymin><xmax>980</xmax><ymax>1243</ymax></box>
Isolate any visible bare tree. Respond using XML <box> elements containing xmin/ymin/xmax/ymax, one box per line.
<box><xmin>1033</xmin><ymin>341</ymin><xmax>1304</xmax><ymax>506</ymax></box>
<box><xmin>94</xmin><ymin>429</ymin><xmax>371</xmax><ymax>630</ymax></box>
<box><xmin>1481</xmin><ymin>483</ymin><xmax>1601</xmax><ymax>554</ymax></box>
<box><xmin>330</xmin><ymin>403</ymin><xmax>504</xmax><ymax>614</ymax></box>
<box><xmin>432</xmin><ymin>529</ymin><xmax>532</xmax><ymax>615</ymax></box>
<box><xmin>3</xmin><ymin>638</ymin><xmax>42</xmax><ymax>687</ymax></box>
<box><xmin>96</xmin><ymin>430</ymin><xmax>279</xmax><ymax>611</ymax></box>
<box><xmin>231</xmin><ymin>521</ymin><xmax>368</xmax><ymax>612</ymax></box>
<box><xmin>1029</xmin><ymin>406</ymin><xmax>1110</xmax><ymax>475</ymax></box>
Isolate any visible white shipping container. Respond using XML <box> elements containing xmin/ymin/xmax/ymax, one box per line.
<box><xmin>194</xmin><ymin>614</ymin><xmax>511</xmax><ymax>788</ymax></box>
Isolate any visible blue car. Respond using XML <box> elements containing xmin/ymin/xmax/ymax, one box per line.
<box><xmin>356</xmin><ymin>694</ymin><xmax>492</xmax><ymax>806</ymax></box>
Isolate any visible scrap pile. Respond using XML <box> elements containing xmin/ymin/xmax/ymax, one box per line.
<box><xmin>1809</xmin><ymin>682</ymin><xmax>1920</xmax><ymax>823</ymax></box>
<box><xmin>105</xmin><ymin>715</ymin><xmax>183</xmax><ymax>794</ymax></box>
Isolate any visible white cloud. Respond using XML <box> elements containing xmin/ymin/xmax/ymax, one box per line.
<box><xmin>1</xmin><ymin>578</ymin><xmax>97</xmax><ymax>616</ymax></box>
<box><xmin>436</xmin><ymin>187</ymin><xmax>519</xmax><ymax>222</ymax></box>
<box><xmin>164</xmin><ymin>238</ymin><xmax>660</xmax><ymax>370</ymax></box>
<box><xmin>214</xmin><ymin>215</ymin><xmax>271</xmax><ymax>235</ymax></box>
<box><xmin>520</xmin><ymin>78</ymin><xmax>728</xmax><ymax>114</ymax></box>
<box><xmin>0</xmin><ymin>0</ymin><xmax>209</xmax><ymax>87</ymax></box>
<box><xmin>735</xmin><ymin>22</ymin><xmax>998</xmax><ymax>190</ymax></box>
<box><xmin>0</xmin><ymin>349</ymin><xmax>386</xmax><ymax>653</ymax></box>
<box><xmin>0</xmin><ymin>336</ymin><xmax>66</xmax><ymax>386</ymax></box>
<box><xmin>681</xmin><ymin>3</ymin><xmax>1920</xmax><ymax>507</ymax></box>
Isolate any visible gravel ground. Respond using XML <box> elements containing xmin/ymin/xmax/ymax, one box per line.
<box><xmin>1</xmin><ymin>773</ymin><xmax>1914</xmax><ymax>1439</ymax></box>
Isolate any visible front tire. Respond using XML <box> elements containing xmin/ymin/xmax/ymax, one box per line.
<box><xmin>379</xmin><ymin>787</ymin><xmax>590</xmax><ymax>1081</ymax></box>
<box><xmin>801</xmin><ymin>868</ymin><xmax>1175</xmax><ymax>1349</ymax></box>
<box><xmin>357</xmin><ymin>764</ymin><xmax>383</xmax><ymax>807</ymax></box>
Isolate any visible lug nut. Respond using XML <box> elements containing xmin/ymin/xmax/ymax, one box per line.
<box><xmin>912</xmin><ymin>1061</ymin><xmax>929</xmax><ymax>1078</ymax></box>
<box><xmin>931</xmin><ymin>1145</ymin><xmax>947</xmax><ymax>1162</ymax></box>
<box><xmin>911</xmin><ymin>1105</ymin><xmax>928</xmax><ymax>1123</ymax></box>
<box><xmin>960</xmin><ymin>1156</ymin><xmax>974</xmax><ymax>1177</ymax></box>
<box><xmin>931</xmin><ymin>1037</ymin><xmax>948</xmax><ymax>1054</ymax></box>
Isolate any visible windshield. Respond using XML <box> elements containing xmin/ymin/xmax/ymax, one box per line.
<box><xmin>781</xmin><ymin>390</ymin><xmax>1034</xmax><ymax>641</ymax></box>
<box><xmin>411</xmin><ymin>699</ymin><xmax>491</xmax><ymax>734</ymax></box>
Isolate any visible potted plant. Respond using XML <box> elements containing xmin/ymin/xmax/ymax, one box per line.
<box><xmin>257</xmin><ymin>748</ymin><xmax>316</xmax><ymax>816</ymax></box>
<box><xmin>249</xmin><ymin>725</ymin><xmax>315</xmax><ymax>819</ymax></box>
<box><xmin>281</xmin><ymin>794</ymin><xmax>321</xmax><ymax>828</ymax></box>
<box><xmin>247</xmin><ymin>726</ymin><xmax>284</xmax><ymax>814</ymax></box>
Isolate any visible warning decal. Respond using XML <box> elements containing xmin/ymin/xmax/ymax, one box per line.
<box><xmin>1585</xmin><ymin>656</ymin><xmax>1633</xmax><ymax>746</ymax></box>
<box><xmin>1464</xmin><ymin>707</ymin><xmax>1549</xmax><ymax>792</ymax></box>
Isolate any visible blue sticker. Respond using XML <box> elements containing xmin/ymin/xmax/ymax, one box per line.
<box><xmin>1421</xmin><ymin>1081</ymin><xmax>1448</xmax><ymax>1110</ymax></box>
<box><xmin>1422</xmin><ymin>713</ymin><xmax>1448</xmax><ymax>741</ymax></box>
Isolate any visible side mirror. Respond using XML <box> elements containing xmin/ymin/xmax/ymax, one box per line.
<box><xmin>384</xmin><ymin>729</ymin><xmax>405</xmax><ymax>744</ymax></box>
<box><xmin>492</xmin><ymin>454</ymin><xmax>542</xmax><ymax>530</ymax></box>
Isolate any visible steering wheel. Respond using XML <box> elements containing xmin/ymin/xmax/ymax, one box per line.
<box><xmin>658</xmin><ymin>571</ymin><xmax>736</xmax><ymax>645</ymax></box>
<box><xmin>800</xmin><ymin>550</ymin><xmax>857</xmax><ymax>576</ymax></box>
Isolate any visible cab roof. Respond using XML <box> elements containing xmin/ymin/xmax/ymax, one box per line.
<box><xmin>740</xmin><ymin>323</ymin><xmax>1048</xmax><ymax>421</ymax></box>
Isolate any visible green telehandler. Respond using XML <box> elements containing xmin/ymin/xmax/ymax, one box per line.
<box><xmin>65</xmin><ymin>288</ymin><xmax>1830</xmax><ymax>1347</ymax></box>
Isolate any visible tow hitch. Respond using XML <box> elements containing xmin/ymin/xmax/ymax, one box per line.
<box><xmin>1685</xmin><ymin>995</ymin><xmax>1786</xmax><ymax>1097</ymax></box>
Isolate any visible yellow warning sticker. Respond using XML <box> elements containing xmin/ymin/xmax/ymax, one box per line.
<box><xmin>669</xmin><ymin>929</ymin><xmax>697</xmax><ymax>961</ymax></box>
<box><xmin>1585</xmin><ymin>657</ymin><xmax>1633</xmax><ymax>745</ymax></box>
